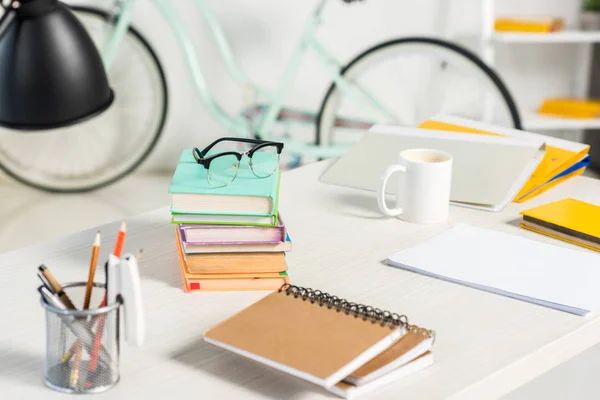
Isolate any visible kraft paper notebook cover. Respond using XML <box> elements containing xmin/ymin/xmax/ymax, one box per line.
<box><xmin>203</xmin><ymin>285</ymin><xmax>410</xmax><ymax>388</ymax></box>
<box><xmin>169</xmin><ymin>149</ymin><xmax>280</xmax><ymax>216</ymax></box>
<box><xmin>320</xmin><ymin>126</ymin><xmax>545</xmax><ymax>212</ymax></box>
<box><xmin>345</xmin><ymin>325</ymin><xmax>434</xmax><ymax>386</ymax></box>
<box><xmin>520</xmin><ymin>198</ymin><xmax>600</xmax><ymax>252</ymax></box>
<box><xmin>328</xmin><ymin>352</ymin><xmax>434</xmax><ymax>399</ymax></box>
<box><xmin>418</xmin><ymin>115</ymin><xmax>590</xmax><ymax>202</ymax></box>
<box><xmin>387</xmin><ymin>223</ymin><xmax>600</xmax><ymax>316</ymax></box>
<box><xmin>179</xmin><ymin>220</ymin><xmax>286</xmax><ymax>244</ymax></box>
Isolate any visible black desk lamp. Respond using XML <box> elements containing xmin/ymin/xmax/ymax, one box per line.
<box><xmin>0</xmin><ymin>0</ymin><xmax>113</xmax><ymax>130</ymax></box>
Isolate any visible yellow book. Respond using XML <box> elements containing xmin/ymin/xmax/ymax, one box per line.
<box><xmin>520</xmin><ymin>198</ymin><xmax>600</xmax><ymax>252</ymax></box>
<box><xmin>495</xmin><ymin>17</ymin><xmax>563</xmax><ymax>33</ymax></box>
<box><xmin>538</xmin><ymin>98</ymin><xmax>600</xmax><ymax>119</ymax></box>
<box><xmin>418</xmin><ymin>116</ymin><xmax>590</xmax><ymax>202</ymax></box>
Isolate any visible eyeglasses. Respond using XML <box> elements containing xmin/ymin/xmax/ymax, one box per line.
<box><xmin>193</xmin><ymin>137</ymin><xmax>284</xmax><ymax>188</ymax></box>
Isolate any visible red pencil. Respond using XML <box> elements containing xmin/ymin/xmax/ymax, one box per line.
<box><xmin>113</xmin><ymin>220</ymin><xmax>126</xmax><ymax>258</ymax></box>
<box><xmin>89</xmin><ymin>221</ymin><xmax>127</xmax><ymax>372</ymax></box>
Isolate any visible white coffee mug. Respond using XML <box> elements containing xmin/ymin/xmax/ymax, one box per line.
<box><xmin>377</xmin><ymin>149</ymin><xmax>452</xmax><ymax>224</ymax></box>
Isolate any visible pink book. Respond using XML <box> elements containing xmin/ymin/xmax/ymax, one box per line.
<box><xmin>179</xmin><ymin>219</ymin><xmax>286</xmax><ymax>245</ymax></box>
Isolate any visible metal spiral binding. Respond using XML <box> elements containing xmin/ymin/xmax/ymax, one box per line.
<box><xmin>406</xmin><ymin>323</ymin><xmax>436</xmax><ymax>344</ymax></box>
<box><xmin>278</xmin><ymin>284</ymin><xmax>408</xmax><ymax>330</ymax></box>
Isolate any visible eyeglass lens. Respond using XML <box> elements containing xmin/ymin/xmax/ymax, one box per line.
<box><xmin>250</xmin><ymin>145</ymin><xmax>280</xmax><ymax>178</ymax></box>
<box><xmin>207</xmin><ymin>154</ymin><xmax>240</xmax><ymax>188</ymax></box>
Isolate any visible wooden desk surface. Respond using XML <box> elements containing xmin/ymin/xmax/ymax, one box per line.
<box><xmin>2</xmin><ymin>161</ymin><xmax>600</xmax><ymax>399</ymax></box>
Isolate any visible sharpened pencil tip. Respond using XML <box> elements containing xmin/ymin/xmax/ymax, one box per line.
<box><xmin>135</xmin><ymin>249</ymin><xmax>143</xmax><ymax>262</ymax></box>
<box><xmin>38</xmin><ymin>264</ymin><xmax>47</xmax><ymax>271</ymax></box>
<box><xmin>120</xmin><ymin>220</ymin><xmax>127</xmax><ymax>232</ymax></box>
<box><xmin>94</xmin><ymin>231</ymin><xmax>101</xmax><ymax>246</ymax></box>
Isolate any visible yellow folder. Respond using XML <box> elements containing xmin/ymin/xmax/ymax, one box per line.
<box><xmin>418</xmin><ymin>117</ymin><xmax>590</xmax><ymax>203</ymax></box>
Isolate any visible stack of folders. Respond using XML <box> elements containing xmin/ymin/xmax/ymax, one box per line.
<box><xmin>418</xmin><ymin>115</ymin><xmax>591</xmax><ymax>202</ymax></box>
<box><xmin>169</xmin><ymin>149</ymin><xmax>291</xmax><ymax>292</ymax></box>
<box><xmin>204</xmin><ymin>285</ymin><xmax>435</xmax><ymax>398</ymax></box>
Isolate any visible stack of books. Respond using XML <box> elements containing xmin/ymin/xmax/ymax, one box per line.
<box><xmin>170</xmin><ymin>149</ymin><xmax>291</xmax><ymax>292</ymax></box>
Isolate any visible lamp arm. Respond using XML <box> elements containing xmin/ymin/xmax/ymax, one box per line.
<box><xmin>0</xmin><ymin>3</ymin><xmax>17</xmax><ymax>40</ymax></box>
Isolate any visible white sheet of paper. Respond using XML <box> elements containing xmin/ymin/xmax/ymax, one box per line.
<box><xmin>387</xmin><ymin>223</ymin><xmax>600</xmax><ymax>315</ymax></box>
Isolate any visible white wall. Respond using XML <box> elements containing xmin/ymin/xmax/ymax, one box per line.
<box><xmin>69</xmin><ymin>0</ymin><xmax>583</xmax><ymax>172</ymax></box>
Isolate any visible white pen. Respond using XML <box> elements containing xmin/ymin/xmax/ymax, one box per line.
<box><xmin>106</xmin><ymin>254</ymin><xmax>120</xmax><ymax>305</ymax></box>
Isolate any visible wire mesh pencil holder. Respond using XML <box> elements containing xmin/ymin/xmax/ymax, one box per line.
<box><xmin>41</xmin><ymin>282</ymin><xmax>121</xmax><ymax>394</ymax></box>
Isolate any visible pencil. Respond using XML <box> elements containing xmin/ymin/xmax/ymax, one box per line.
<box><xmin>113</xmin><ymin>220</ymin><xmax>126</xmax><ymax>258</ymax></box>
<box><xmin>38</xmin><ymin>265</ymin><xmax>76</xmax><ymax>309</ymax></box>
<box><xmin>64</xmin><ymin>232</ymin><xmax>102</xmax><ymax>365</ymax></box>
<box><xmin>89</xmin><ymin>221</ymin><xmax>127</xmax><ymax>372</ymax></box>
<box><xmin>83</xmin><ymin>231</ymin><xmax>101</xmax><ymax>309</ymax></box>
<box><xmin>135</xmin><ymin>249</ymin><xmax>143</xmax><ymax>262</ymax></box>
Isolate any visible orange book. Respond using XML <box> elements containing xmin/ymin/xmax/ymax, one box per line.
<box><xmin>185</xmin><ymin>275</ymin><xmax>290</xmax><ymax>292</ymax></box>
<box><xmin>183</xmin><ymin>252</ymin><xmax>286</xmax><ymax>274</ymax></box>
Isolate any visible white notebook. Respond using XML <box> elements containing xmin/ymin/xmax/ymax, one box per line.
<box><xmin>387</xmin><ymin>224</ymin><xmax>600</xmax><ymax>316</ymax></box>
<box><xmin>320</xmin><ymin>126</ymin><xmax>545</xmax><ymax>212</ymax></box>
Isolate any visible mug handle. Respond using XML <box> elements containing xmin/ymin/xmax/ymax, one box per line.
<box><xmin>377</xmin><ymin>165</ymin><xmax>407</xmax><ymax>216</ymax></box>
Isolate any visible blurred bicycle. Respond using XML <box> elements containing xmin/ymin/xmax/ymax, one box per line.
<box><xmin>0</xmin><ymin>0</ymin><xmax>521</xmax><ymax>192</ymax></box>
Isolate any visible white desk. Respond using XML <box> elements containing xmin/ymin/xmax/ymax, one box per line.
<box><xmin>2</xmin><ymin>161</ymin><xmax>600</xmax><ymax>399</ymax></box>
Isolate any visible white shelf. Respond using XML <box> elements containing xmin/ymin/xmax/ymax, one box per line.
<box><xmin>523</xmin><ymin>111</ymin><xmax>600</xmax><ymax>131</ymax></box>
<box><xmin>493</xmin><ymin>31</ymin><xmax>600</xmax><ymax>43</ymax></box>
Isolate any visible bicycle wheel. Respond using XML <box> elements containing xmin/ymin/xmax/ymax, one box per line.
<box><xmin>316</xmin><ymin>37</ymin><xmax>521</xmax><ymax>149</ymax></box>
<box><xmin>0</xmin><ymin>6</ymin><xmax>168</xmax><ymax>192</ymax></box>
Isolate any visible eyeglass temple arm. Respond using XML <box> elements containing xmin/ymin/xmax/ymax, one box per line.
<box><xmin>199</xmin><ymin>137</ymin><xmax>278</xmax><ymax>157</ymax></box>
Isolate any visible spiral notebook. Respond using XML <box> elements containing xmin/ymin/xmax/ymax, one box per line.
<box><xmin>204</xmin><ymin>285</ymin><xmax>434</xmax><ymax>392</ymax></box>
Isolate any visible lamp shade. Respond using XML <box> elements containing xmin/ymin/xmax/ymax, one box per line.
<box><xmin>0</xmin><ymin>0</ymin><xmax>114</xmax><ymax>130</ymax></box>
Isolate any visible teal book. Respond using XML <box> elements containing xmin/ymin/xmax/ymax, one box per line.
<box><xmin>169</xmin><ymin>149</ymin><xmax>280</xmax><ymax>218</ymax></box>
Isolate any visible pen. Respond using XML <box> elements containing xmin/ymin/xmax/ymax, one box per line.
<box><xmin>38</xmin><ymin>286</ymin><xmax>70</xmax><ymax>311</ymax></box>
<box><xmin>38</xmin><ymin>265</ymin><xmax>76</xmax><ymax>309</ymax></box>
<box><xmin>37</xmin><ymin>271</ymin><xmax>54</xmax><ymax>293</ymax></box>
<box><xmin>89</xmin><ymin>220</ymin><xmax>127</xmax><ymax>372</ymax></box>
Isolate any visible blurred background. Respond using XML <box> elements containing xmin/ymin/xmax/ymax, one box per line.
<box><xmin>2</xmin><ymin>0</ymin><xmax>584</xmax><ymax>173</ymax></box>
<box><xmin>2</xmin><ymin>0</ymin><xmax>597</xmax><ymax>247</ymax></box>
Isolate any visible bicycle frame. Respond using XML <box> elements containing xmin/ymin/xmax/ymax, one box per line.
<box><xmin>101</xmin><ymin>0</ymin><xmax>395</xmax><ymax>157</ymax></box>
